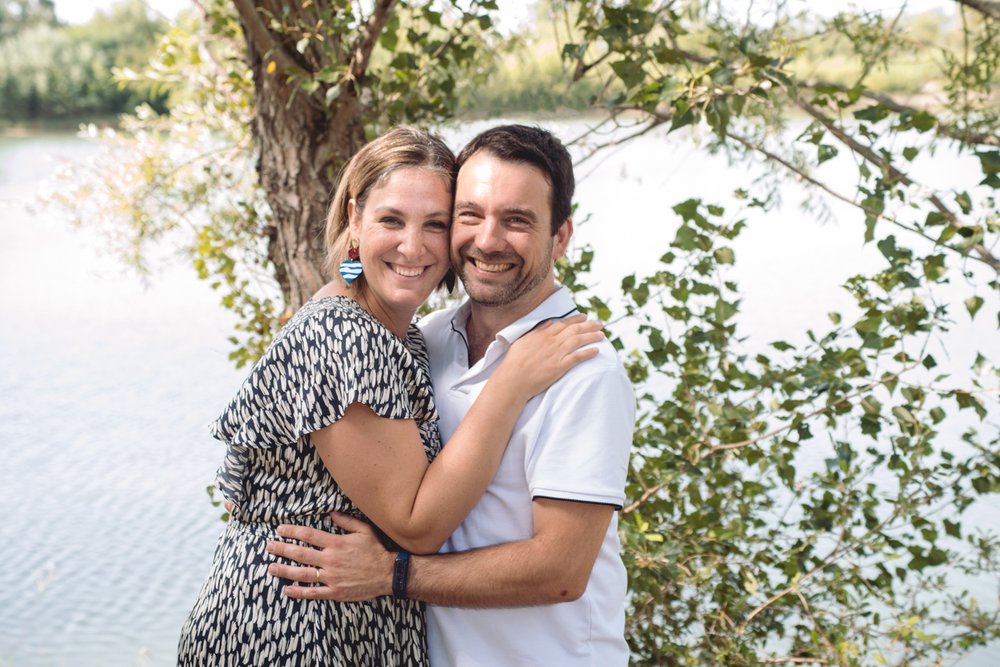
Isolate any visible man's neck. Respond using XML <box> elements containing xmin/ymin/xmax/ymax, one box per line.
<box><xmin>464</xmin><ymin>282</ymin><xmax>559</xmax><ymax>365</ymax></box>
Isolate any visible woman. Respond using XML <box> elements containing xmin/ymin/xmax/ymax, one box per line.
<box><xmin>177</xmin><ymin>127</ymin><xmax>601</xmax><ymax>666</ymax></box>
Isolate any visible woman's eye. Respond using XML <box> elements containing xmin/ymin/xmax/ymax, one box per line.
<box><xmin>427</xmin><ymin>220</ymin><xmax>450</xmax><ymax>231</ymax></box>
<box><xmin>380</xmin><ymin>217</ymin><xmax>403</xmax><ymax>226</ymax></box>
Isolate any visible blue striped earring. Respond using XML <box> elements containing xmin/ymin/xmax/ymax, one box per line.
<box><xmin>339</xmin><ymin>243</ymin><xmax>363</xmax><ymax>284</ymax></box>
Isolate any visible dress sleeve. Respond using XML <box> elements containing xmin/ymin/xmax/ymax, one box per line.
<box><xmin>210</xmin><ymin>306</ymin><xmax>414</xmax><ymax>450</ymax></box>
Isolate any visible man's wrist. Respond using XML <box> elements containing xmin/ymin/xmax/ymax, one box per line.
<box><xmin>392</xmin><ymin>550</ymin><xmax>411</xmax><ymax>599</ymax></box>
<box><xmin>379</xmin><ymin>549</ymin><xmax>396</xmax><ymax>597</ymax></box>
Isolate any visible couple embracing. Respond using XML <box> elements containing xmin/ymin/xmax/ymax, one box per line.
<box><xmin>178</xmin><ymin>124</ymin><xmax>635</xmax><ymax>666</ymax></box>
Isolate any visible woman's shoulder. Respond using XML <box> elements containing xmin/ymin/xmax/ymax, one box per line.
<box><xmin>285</xmin><ymin>296</ymin><xmax>389</xmax><ymax>339</ymax></box>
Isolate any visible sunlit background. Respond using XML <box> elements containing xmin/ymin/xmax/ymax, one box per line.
<box><xmin>1</xmin><ymin>1</ymin><xmax>996</xmax><ymax>665</ymax></box>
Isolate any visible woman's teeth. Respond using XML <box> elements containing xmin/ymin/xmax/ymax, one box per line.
<box><xmin>391</xmin><ymin>265</ymin><xmax>425</xmax><ymax>277</ymax></box>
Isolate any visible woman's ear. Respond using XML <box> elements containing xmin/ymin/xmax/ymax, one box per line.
<box><xmin>347</xmin><ymin>198</ymin><xmax>360</xmax><ymax>236</ymax></box>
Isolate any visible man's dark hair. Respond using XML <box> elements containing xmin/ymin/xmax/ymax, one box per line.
<box><xmin>456</xmin><ymin>125</ymin><xmax>574</xmax><ymax>234</ymax></box>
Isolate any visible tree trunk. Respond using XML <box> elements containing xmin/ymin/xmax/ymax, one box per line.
<box><xmin>233</xmin><ymin>0</ymin><xmax>367</xmax><ymax>312</ymax></box>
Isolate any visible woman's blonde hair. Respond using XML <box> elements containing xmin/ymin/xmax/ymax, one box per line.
<box><xmin>324</xmin><ymin>126</ymin><xmax>456</xmax><ymax>289</ymax></box>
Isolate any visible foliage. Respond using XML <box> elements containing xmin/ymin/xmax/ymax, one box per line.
<box><xmin>56</xmin><ymin>1</ymin><xmax>999</xmax><ymax>665</ymax></box>
<box><xmin>0</xmin><ymin>0</ymin><xmax>55</xmax><ymax>39</ymax></box>
<box><xmin>550</xmin><ymin>0</ymin><xmax>999</xmax><ymax>664</ymax></box>
<box><xmin>0</xmin><ymin>0</ymin><xmax>167</xmax><ymax>120</ymax></box>
<box><xmin>51</xmin><ymin>7</ymin><xmax>277</xmax><ymax>366</ymax></box>
<box><xmin>455</xmin><ymin>1</ymin><xmax>605</xmax><ymax>116</ymax></box>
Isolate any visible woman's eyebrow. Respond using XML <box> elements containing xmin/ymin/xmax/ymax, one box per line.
<box><xmin>374</xmin><ymin>205</ymin><xmax>451</xmax><ymax>218</ymax></box>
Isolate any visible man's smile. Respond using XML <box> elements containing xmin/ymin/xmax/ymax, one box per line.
<box><xmin>469</xmin><ymin>258</ymin><xmax>515</xmax><ymax>273</ymax></box>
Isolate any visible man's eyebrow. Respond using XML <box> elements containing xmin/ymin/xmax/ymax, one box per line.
<box><xmin>453</xmin><ymin>200</ymin><xmax>482</xmax><ymax>212</ymax></box>
<box><xmin>503</xmin><ymin>207</ymin><xmax>538</xmax><ymax>221</ymax></box>
<box><xmin>454</xmin><ymin>202</ymin><xmax>538</xmax><ymax>221</ymax></box>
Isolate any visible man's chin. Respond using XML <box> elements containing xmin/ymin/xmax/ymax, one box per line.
<box><xmin>460</xmin><ymin>279</ymin><xmax>515</xmax><ymax>307</ymax></box>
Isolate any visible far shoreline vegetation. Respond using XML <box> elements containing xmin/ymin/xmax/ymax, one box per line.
<box><xmin>0</xmin><ymin>0</ymin><xmax>985</xmax><ymax>132</ymax></box>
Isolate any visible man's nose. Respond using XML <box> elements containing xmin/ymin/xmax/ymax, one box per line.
<box><xmin>474</xmin><ymin>218</ymin><xmax>506</xmax><ymax>253</ymax></box>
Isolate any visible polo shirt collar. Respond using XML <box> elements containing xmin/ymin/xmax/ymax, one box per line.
<box><xmin>449</xmin><ymin>284</ymin><xmax>580</xmax><ymax>348</ymax></box>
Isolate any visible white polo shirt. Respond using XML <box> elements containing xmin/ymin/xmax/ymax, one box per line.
<box><xmin>419</xmin><ymin>285</ymin><xmax>635</xmax><ymax>667</ymax></box>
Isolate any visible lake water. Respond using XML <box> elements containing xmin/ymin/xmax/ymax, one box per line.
<box><xmin>0</xmin><ymin>121</ymin><xmax>996</xmax><ymax>666</ymax></box>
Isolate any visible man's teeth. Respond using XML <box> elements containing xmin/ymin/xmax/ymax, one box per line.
<box><xmin>473</xmin><ymin>259</ymin><xmax>514</xmax><ymax>272</ymax></box>
<box><xmin>392</xmin><ymin>265</ymin><xmax>424</xmax><ymax>277</ymax></box>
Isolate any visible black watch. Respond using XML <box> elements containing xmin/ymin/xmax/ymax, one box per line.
<box><xmin>392</xmin><ymin>550</ymin><xmax>411</xmax><ymax>599</ymax></box>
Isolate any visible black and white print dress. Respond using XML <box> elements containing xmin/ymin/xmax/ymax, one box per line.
<box><xmin>178</xmin><ymin>296</ymin><xmax>442</xmax><ymax>666</ymax></box>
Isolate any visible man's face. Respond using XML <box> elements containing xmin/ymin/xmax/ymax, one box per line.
<box><xmin>451</xmin><ymin>151</ymin><xmax>571</xmax><ymax>311</ymax></box>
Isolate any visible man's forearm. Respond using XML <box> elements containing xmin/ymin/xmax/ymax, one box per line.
<box><xmin>406</xmin><ymin>538</ymin><xmax>586</xmax><ymax>607</ymax></box>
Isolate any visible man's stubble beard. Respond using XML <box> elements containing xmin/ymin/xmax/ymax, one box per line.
<box><xmin>457</xmin><ymin>238</ymin><xmax>554</xmax><ymax>308</ymax></box>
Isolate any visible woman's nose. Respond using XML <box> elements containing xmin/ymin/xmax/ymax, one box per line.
<box><xmin>399</xmin><ymin>226</ymin><xmax>424</xmax><ymax>255</ymax></box>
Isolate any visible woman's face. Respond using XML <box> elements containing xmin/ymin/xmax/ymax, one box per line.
<box><xmin>349</xmin><ymin>167</ymin><xmax>452</xmax><ymax>321</ymax></box>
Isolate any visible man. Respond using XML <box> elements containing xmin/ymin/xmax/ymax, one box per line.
<box><xmin>267</xmin><ymin>125</ymin><xmax>635</xmax><ymax>665</ymax></box>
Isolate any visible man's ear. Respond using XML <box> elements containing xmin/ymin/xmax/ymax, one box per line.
<box><xmin>552</xmin><ymin>217</ymin><xmax>573</xmax><ymax>261</ymax></box>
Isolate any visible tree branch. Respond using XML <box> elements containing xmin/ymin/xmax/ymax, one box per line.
<box><xmin>799</xmin><ymin>78</ymin><xmax>1000</xmax><ymax>148</ymax></box>
<box><xmin>349</xmin><ymin>0</ymin><xmax>398</xmax><ymax>81</ymax></box>
<box><xmin>724</xmin><ymin>131</ymin><xmax>998</xmax><ymax>269</ymax></box>
<box><xmin>795</xmin><ymin>98</ymin><xmax>1000</xmax><ymax>273</ymax></box>
<box><xmin>954</xmin><ymin>0</ymin><xmax>1000</xmax><ymax>20</ymax></box>
<box><xmin>231</xmin><ymin>0</ymin><xmax>299</xmax><ymax>72</ymax></box>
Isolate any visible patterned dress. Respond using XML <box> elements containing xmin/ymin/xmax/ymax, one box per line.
<box><xmin>178</xmin><ymin>296</ymin><xmax>442</xmax><ymax>666</ymax></box>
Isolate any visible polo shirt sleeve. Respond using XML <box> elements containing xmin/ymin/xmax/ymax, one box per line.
<box><xmin>524</xmin><ymin>352</ymin><xmax>635</xmax><ymax>508</ymax></box>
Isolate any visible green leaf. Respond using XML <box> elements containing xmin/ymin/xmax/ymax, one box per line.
<box><xmin>854</xmin><ymin>104</ymin><xmax>889</xmax><ymax>122</ymax></box>
<box><xmin>713</xmin><ymin>247</ymin><xmax>735</xmax><ymax>264</ymax></box>
<box><xmin>922</xmin><ymin>254</ymin><xmax>946</xmax><ymax>281</ymax></box>
<box><xmin>965</xmin><ymin>296</ymin><xmax>984</xmax><ymax>319</ymax></box>
<box><xmin>953</xmin><ymin>391</ymin><xmax>987</xmax><ymax>419</ymax></box>
<box><xmin>865</xmin><ymin>215</ymin><xmax>878</xmax><ymax>243</ymax></box>
<box><xmin>901</xmin><ymin>110</ymin><xmax>936</xmax><ymax>132</ymax></box>
<box><xmin>715</xmin><ymin>299</ymin><xmax>738</xmax><ymax>322</ymax></box>
<box><xmin>669</xmin><ymin>102</ymin><xmax>697</xmax><ymax>132</ymax></box>
<box><xmin>892</xmin><ymin>406</ymin><xmax>918</xmax><ymax>426</ymax></box>
<box><xmin>877</xmin><ymin>235</ymin><xmax>898</xmax><ymax>260</ymax></box>
<box><xmin>955</xmin><ymin>191</ymin><xmax>972</xmax><ymax>214</ymax></box>
<box><xmin>924</xmin><ymin>211</ymin><xmax>947</xmax><ymax>226</ymax></box>
<box><xmin>856</xmin><ymin>314</ymin><xmax>882</xmax><ymax>334</ymax></box>
<box><xmin>902</xmin><ymin>147</ymin><xmax>919</xmax><ymax>161</ymax></box>
<box><xmin>610</xmin><ymin>59</ymin><xmax>646</xmax><ymax>89</ymax></box>
<box><xmin>860</xmin><ymin>396</ymin><xmax>882</xmax><ymax>415</ymax></box>
<box><xmin>817</xmin><ymin>144</ymin><xmax>838</xmax><ymax>164</ymax></box>
<box><xmin>672</xmin><ymin>199</ymin><xmax>701</xmax><ymax>220</ymax></box>
<box><xmin>654</xmin><ymin>46</ymin><xmax>686</xmax><ymax>65</ymax></box>
<box><xmin>976</xmin><ymin>150</ymin><xmax>1000</xmax><ymax>174</ymax></box>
